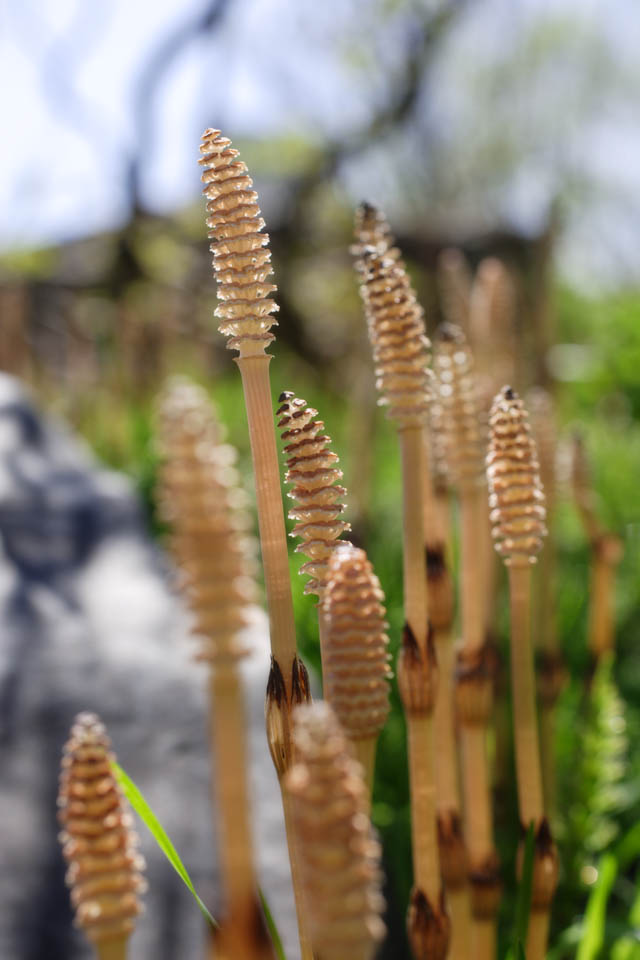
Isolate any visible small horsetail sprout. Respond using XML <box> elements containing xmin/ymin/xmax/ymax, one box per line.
<box><xmin>321</xmin><ymin>542</ymin><xmax>392</xmax><ymax>793</ymax></box>
<box><xmin>199</xmin><ymin>131</ymin><xmax>311</xmax><ymax>956</ymax></box>
<box><xmin>156</xmin><ymin>380</ymin><xmax>275</xmax><ymax>959</ymax></box>
<box><xmin>285</xmin><ymin>702</ymin><xmax>386</xmax><ymax>960</ymax></box>
<box><xmin>353</xmin><ymin>203</ymin><xmax>443</xmax><ymax>948</ymax></box>
<box><xmin>58</xmin><ymin>713</ymin><xmax>146</xmax><ymax>960</ymax></box>
<box><xmin>487</xmin><ymin>386</ymin><xmax>557</xmax><ymax>960</ymax></box>
<box><xmin>276</xmin><ymin>392</ymin><xmax>351</xmax><ymax>599</ymax></box>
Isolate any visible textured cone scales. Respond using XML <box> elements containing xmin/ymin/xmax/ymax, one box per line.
<box><xmin>199</xmin><ymin>128</ymin><xmax>278</xmax><ymax>356</ymax></box>
<box><xmin>433</xmin><ymin>323</ymin><xmax>485</xmax><ymax>491</ymax></box>
<box><xmin>322</xmin><ymin>543</ymin><xmax>392</xmax><ymax>740</ymax></box>
<box><xmin>353</xmin><ymin>203</ymin><xmax>431</xmax><ymax>426</ymax></box>
<box><xmin>156</xmin><ymin>379</ymin><xmax>256</xmax><ymax>661</ymax></box>
<box><xmin>277</xmin><ymin>392</ymin><xmax>350</xmax><ymax>596</ymax></box>
<box><xmin>286</xmin><ymin>703</ymin><xmax>386</xmax><ymax>960</ymax></box>
<box><xmin>58</xmin><ymin>713</ymin><xmax>146</xmax><ymax>944</ymax></box>
<box><xmin>486</xmin><ymin>387</ymin><xmax>547</xmax><ymax>565</ymax></box>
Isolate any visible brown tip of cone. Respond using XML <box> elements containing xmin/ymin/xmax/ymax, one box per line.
<box><xmin>437</xmin><ymin>810</ymin><xmax>468</xmax><ymax>889</ymax></box>
<box><xmin>519</xmin><ymin>818</ymin><xmax>559</xmax><ymax>910</ymax></box>
<box><xmin>469</xmin><ymin>851</ymin><xmax>502</xmax><ymax>919</ymax></box>
<box><xmin>407</xmin><ymin>887</ymin><xmax>451</xmax><ymax>960</ymax></box>
<box><xmin>397</xmin><ymin>623</ymin><xmax>438</xmax><ymax>715</ymax></box>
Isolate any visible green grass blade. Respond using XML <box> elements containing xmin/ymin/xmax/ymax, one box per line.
<box><xmin>576</xmin><ymin>853</ymin><xmax>618</xmax><ymax>960</ymax></box>
<box><xmin>510</xmin><ymin>822</ymin><xmax>536</xmax><ymax>956</ymax></box>
<box><xmin>113</xmin><ymin>762</ymin><xmax>218</xmax><ymax>928</ymax></box>
<box><xmin>259</xmin><ymin>887</ymin><xmax>287</xmax><ymax>960</ymax></box>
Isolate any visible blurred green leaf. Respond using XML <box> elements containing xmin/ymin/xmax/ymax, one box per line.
<box><xmin>576</xmin><ymin>853</ymin><xmax>618</xmax><ymax>960</ymax></box>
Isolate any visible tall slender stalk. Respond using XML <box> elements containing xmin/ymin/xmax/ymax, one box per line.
<box><xmin>156</xmin><ymin>380</ymin><xmax>275</xmax><ymax>958</ymax></box>
<box><xmin>487</xmin><ymin>386</ymin><xmax>559</xmax><ymax>960</ymax></box>
<box><xmin>58</xmin><ymin>713</ymin><xmax>146</xmax><ymax>960</ymax></box>
<box><xmin>353</xmin><ymin>203</ymin><xmax>448</xmax><ymax>958</ymax></box>
<box><xmin>198</xmin><ymin>130</ymin><xmax>311</xmax><ymax>956</ymax></box>
<box><xmin>432</xmin><ymin>324</ymin><xmax>499</xmax><ymax>958</ymax></box>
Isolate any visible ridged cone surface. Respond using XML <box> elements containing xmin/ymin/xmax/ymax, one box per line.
<box><xmin>353</xmin><ymin>203</ymin><xmax>431</xmax><ymax>426</ymax></box>
<box><xmin>286</xmin><ymin>703</ymin><xmax>386</xmax><ymax>960</ymax></box>
<box><xmin>432</xmin><ymin>323</ymin><xmax>485</xmax><ymax>491</ymax></box>
<box><xmin>156</xmin><ymin>378</ymin><xmax>256</xmax><ymax>661</ymax></box>
<box><xmin>322</xmin><ymin>543</ymin><xmax>392</xmax><ymax>740</ymax></box>
<box><xmin>58</xmin><ymin>713</ymin><xmax>146</xmax><ymax>944</ymax></box>
<box><xmin>199</xmin><ymin>128</ymin><xmax>278</xmax><ymax>355</ymax></box>
<box><xmin>277</xmin><ymin>392</ymin><xmax>350</xmax><ymax>596</ymax></box>
<box><xmin>486</xmin><ymin>387</ymin><xmax>547</xmax><ymax>564</ymax></box>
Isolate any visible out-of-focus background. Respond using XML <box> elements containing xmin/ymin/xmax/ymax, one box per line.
<box><xmin>2</xmin><ymin>1</ymin><xmax>640</xmax><ymax>958</ymax></box>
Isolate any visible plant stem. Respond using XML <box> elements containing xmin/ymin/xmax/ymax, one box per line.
<box><xmin>447</xmin><ymin>888</ymin><xmax>472</xmax><ymax>960</ymax></box>
<box><xmin>353</xmin><ymin>737</ymin><xmax>377</xmax><ymax>799</ymax></box>
<box><xmin>473</xmin><ymin>920</ymin><xmax>496</xmax><ymax>960</ymax></box>
<box><xmin>96</xmin><ymin>940</ymin><xmax>127</xmax><ymax>960</ymax></box>
<box><xmin>407</xmin><ymin>713</ymin><xmax>439</xmax><ymax>903</ymax></box>
<box><xmin>279</xmin><ymin>787</ymin><xmax>315</xmax><ymax>960</ymax></box>
<box><xmin>433</xmin><ymin>632</ymin><xmax>458</xmax><ymax>812</ymax></box>
<box><xmin>236</xmin><ymin>355</ymin><xmax>298</xmax><ymax>689</ymax></box>
<box><xmin>527</xmin><ymin>911</ymin><xmax>550</xmax><ymax>960</ymax></box>
<box><xmin>508</xmin><ymin>563</ymin><xmax>544</xmax><ymax>828</ymax></box>
<box><xmin>460</xmin><ymin>488</ymin><xmax>485</xmax><ymax>651</ymax></box>
<box><xmin>399</xmin><ymin>426</ymin><xmax>429</xmax><ymax>641</ymax></box>
<box><xmin>460</xmin><ymin>726</ymin><xmax>493</xmax><ymax>867</ymax></box>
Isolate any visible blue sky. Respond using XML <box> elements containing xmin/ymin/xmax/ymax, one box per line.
<box><xmin>2</xmin><ymin>0</ymin><xmax>639</xmax><ymax>289</ymax></box>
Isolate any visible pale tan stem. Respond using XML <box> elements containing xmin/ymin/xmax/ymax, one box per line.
<box><xmin>96</xmin><ymin>940</ymin><xmax>127</xmax><ymax>960</ymax></box>
<box><xmin>589</xmin><ymin>554</ymin><xmax>615</xmax><ymax>659</ymax></box>
<box><xmin>473</xmin><ymin>919</ymin><xmax>496</xmax><ymax>960</ymax></box>
<box><xmin>508</xmin><ymin>564</ymin><xmax>544</xmax><ymax>827</ymax></box>
<box><xmin>399</xmin><ymin>426</ymin><xmax>429</xmax><ymax>645</ymax></box>
<box><xmin>460</xmin><ymin>488</ymin><xmax>485</xmax><ymax>652</ymax></box>
<box><xmin>279</xmin><ymin>785</ymin><xmax>315</xmax><ymax>960</ymax></box>
<box><xmin>460</xmin><ymin>726</ymin><xmax>493</xmax><ymax>865</ymax></box>
<box><xmin>236</xmin><ymin>356</ymin><xmax>297</xmax><ymax>685</ymax></box>
<box><xmin>433</xmin><ymin>632</ymin><xmax>458</xmax><ymax>812</ymax></box>
<box><xmin>407</xmin><ymin>713</ymin><xmax>440</xmax><ymax>903</ymax></box>
<box><xmin>540</xmin><ymin>706</ymin><xmax>555</xmax><ymax>816</ymax></box>
<box><xmin>527</xmin><ymin>911</ymin><xmax>550</xmax><ymax>960</ymax></box>
<box><xmin>448</xmin><ymin>888</ymin><xmax>472</xmax><ymax>960</ymax></box>
<box><xmin>353</xmin><ymin>737</ymin><xmax>377</xmax><ymax>800</ymax></box>
<box><xmin>209</xmin><ymin>669</ymin><xmax>256</xmax><ymax>930</ymax></box>
<box><xmin>317</xmin><ymin>601</ymin><xmax>327</xmax><ymax>686</ymax></box>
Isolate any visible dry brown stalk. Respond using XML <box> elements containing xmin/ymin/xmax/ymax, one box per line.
<box><xmin>58</xmin><ymin>713</ymin><xmax>146</xmax><ymax>960</ymax></box>
<box><xmin>528</xmin><ymin>387</ymin><xmax>566</xmax><ymax>810</ymax></box>
<box><xmin>436</xmin><ymin>248</ymin><xmax>472</xmax><ymax>331</ymax></box>
<box><xmin>431</xmin><ymin>323</ymin><xmax>498</xmax><ymax>956</ymax></box>
<box><xmin>156</xmin><ymin>380</ymin><xmax>275</xmax><ymax>959</ymax></box>
<box><xmin>571</xmin><ymin>434</ymin><xmax>623</xmax><ymax>663</ymax></box>
<box><xmin>198</xmin><ymin>127</ymin><xmax>297</xmax><ymax>692</ymax></box>
<box><xmin>321</xmin><ymin>543</ymin><xmax>392</xmax><ymax>793</ymax></box>
<box><xmin>286</xmin><ymin>702</ymin><xmax>386</xmax><ymax>960</ymax></box>
<box><xmin>487</xmin><ymin>386</ymin><xmax>558</xmax><ymax>959</ymax></box>
<box><xmin>353</xmin><ymin>204</ymin><xmax>446</xmax><ymax>953</ymax></box>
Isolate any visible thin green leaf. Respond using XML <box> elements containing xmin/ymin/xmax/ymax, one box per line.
<box><xmin>112</xmin><ymin>762</ymin><xmax>218</xmax><ymax>928</ymax></box>
<box><xmin>511</xmin><ymin>822</ymin><xmax>536</xmax><ymax>955</ymax></box>
<box><xmin>576</xmin><ymin>852</ymin><xmax>618</xmax><ymax>960</ymax></box>
<box><xmin>259</xmin><ymin>887</ymin><xmax>287</xmax><ymax>960</ymax></box>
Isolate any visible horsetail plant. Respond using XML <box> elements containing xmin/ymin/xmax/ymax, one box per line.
<box><xmin>321</xmin><ymin>542</ymin><xmax>392</xmax><ymax>795</ymax></box>
<box><xmin>285</xmin><ymin>702</ymin><xmax>386</xmax><ymax>960</ymax></box>
<box><xmin>276</xmin><ymin>391</ymin><xmax>351</xmax><ymax>665</ymax></box>
<box><xmin>58</xmin><ymin>713</ymin><xmax>146</xmax><ymax>960</ymax></box>
<box><xmin>198</xmin><ymin>129</ymin><xmax>314</xmax><ymax>958</ymax></box>
<box><xmin>353</xmin><ymin>203</ymin><xmax>449</xmax><ymax>958</ymax></box>
<box><xmin>486</xmin><ymin>386</ymin><xmax>559</xmax><ymax>959</ymax></box>
<box><xmin>156</xmin><ymin>379</ymin><xmax>275</xmax><ymax>959</ymax></box>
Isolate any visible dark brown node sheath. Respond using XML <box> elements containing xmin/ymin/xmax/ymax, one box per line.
<box><xmin>58</xmin><ymin>713</ymin><xmax>145</xmax><ymax>960</ymax></box>
<box><xmin>487</xmin><ymin>386</ymin><xmax>557</xmax><ymax>960</ymax></box>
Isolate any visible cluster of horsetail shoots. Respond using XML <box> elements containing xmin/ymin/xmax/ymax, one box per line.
<box><xmin>58</xmin><ymin>713</ymin><xmax>146</xmax><ymax>960</ymax></box>
<box><xmin>432</xmin><ymin>322</ymin><xmax>497</xmax><ymax>959</ymax></box>
<box><xmin>487</xmin><ymin>386</ymin><xmax>558</xmax><ymax>959</ymax></box>
<box><xmin>353</xmin><ymin>202</ymin><xmax>448</xmax><ymax>958</ymax></box>
<box><xmin>199</xmin><ymin>128</ymin><xmax>313</xmax><ymax>959</ymax></box>
<box><xmin>156</xmin><ymin>379</ymin><xmax>274</xmax><ymax>959</ymax></box>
